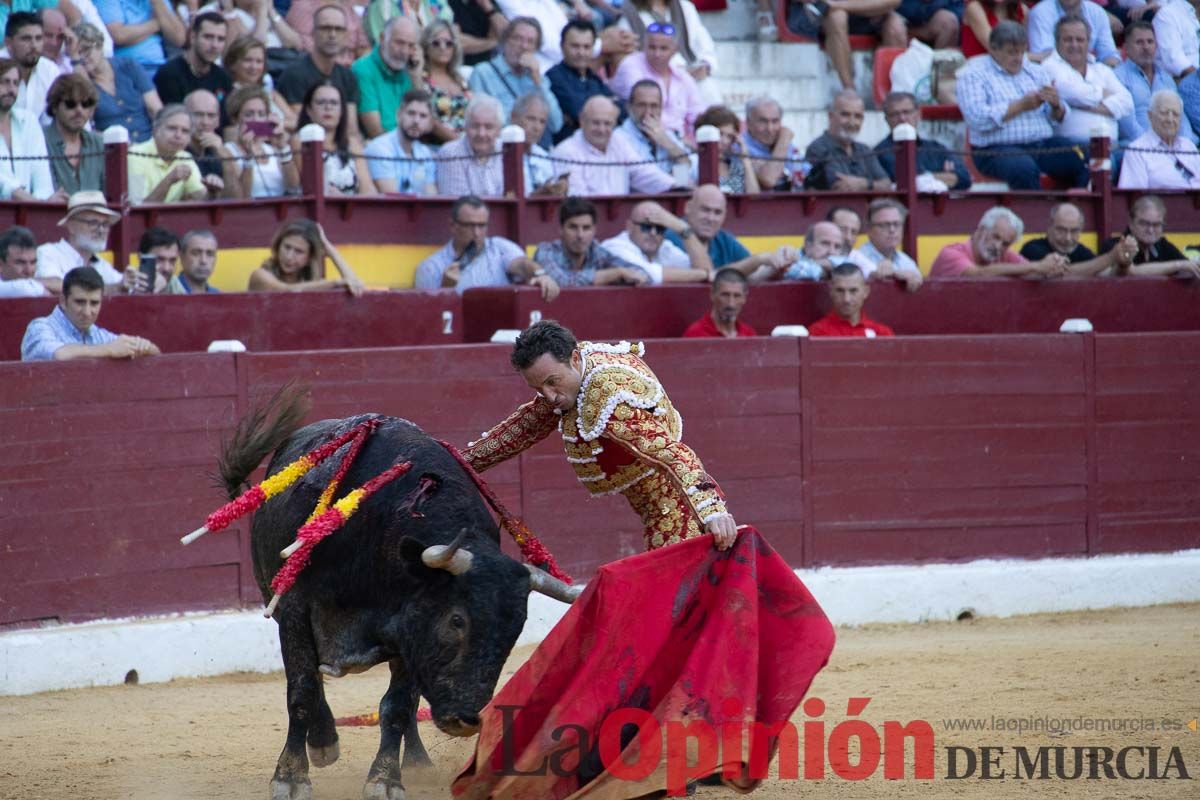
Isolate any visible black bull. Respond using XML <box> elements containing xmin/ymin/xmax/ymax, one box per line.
<box><xmin>218</xmin><ymin>395</ymin><xmax>578</xmax><ymax>800</ymax></box>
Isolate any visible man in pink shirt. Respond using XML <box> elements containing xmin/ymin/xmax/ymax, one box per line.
<box><xmin>550</xmin><ymin>96</ymin><xmax>678</xmax><ymax>196</ymax></box>
<box><xmin>930</xmin><ymin>207</ymin><xmax>1070</xmax><ymax>278</ymax></box>
<box><xmin>608</xmin><ymin>21</ymin><xmax>705</xmax><ymax>139</ymax></box>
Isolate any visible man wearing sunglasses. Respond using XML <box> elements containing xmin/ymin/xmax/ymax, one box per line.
<box><xmin>601</xmin><ymin>200</ymin><xmax>712</xmax><ymax>284</ymax></box>
<box><xmin>42</xmin><ymin>73</ymin><xmax>105</xmax><ymax>196</ymax></box>
<box><xmin>6</xmin><ymin>11</ymin><xmax>61</xmax><ymax>126</ymax></box>
<box><xmin>1118</xmin><ymin>90</ymin><xmax>1200</xmax><ymax>190</ymax></box>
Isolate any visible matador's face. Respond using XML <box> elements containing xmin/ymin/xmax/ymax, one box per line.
<box><xmin>521</xmin><ymin>351</ymin><xmax>584</xmax><ymax>413</ymax></box>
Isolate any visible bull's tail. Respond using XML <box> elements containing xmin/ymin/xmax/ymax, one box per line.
<box><xmin>217</xmin><ymin>382</ymin><xmax>311</xmax><ymax>500</ymax></box>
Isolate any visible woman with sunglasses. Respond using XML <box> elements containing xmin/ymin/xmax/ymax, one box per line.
<box><xmin>293</xmin><ymin>80</ymin><xmax>377</xmax><ymax>195</ymax></box>
<box><xmin>693</xmin><ymin>105</ymin><xmax>760</xmax><ymax>195</ymax></box>
<box><xmin>43</xmin><ymin>73</ymin><xmax>105</xmax><ymax>197</ymax></box>
<box><xmin>71</xmin><ymin>21</ymin><xmax>163</xmax><ymax>144</ymax></box>
<box><xmin>420</xmin><ymin>19</ymin><xmax>471</xmax><ymax>142</ymax></box>
<box><xmin>618</xmin><ymin>0</ymin><xmax>720</xmax><ymax>104</ymax></box>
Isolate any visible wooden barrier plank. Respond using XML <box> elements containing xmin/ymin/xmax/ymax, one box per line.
<box><xmin>811</xmin><ymin>523</ymin><xmax>1088</xmax><ymax>565</ymax></box>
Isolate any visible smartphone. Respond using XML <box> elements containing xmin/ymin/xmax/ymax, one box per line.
<box><xmin>246</xmin><ymin>120</ymin><xmax>275</xmax><ymax>138</ymax></box>
<box><xmin>459</xmin><ymin>240</ymin><xmax>480</xmax><ymax>267</ymax></box>
<box><xmin>138</xmin><ymin>254</ymin><xmax>157</xmax><ymax>294</ymax></box>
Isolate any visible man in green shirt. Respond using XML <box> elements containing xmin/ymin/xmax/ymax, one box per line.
<box><xmin>351</xmin><ymin>15</ymin><xmax>418</xmax><ymax>138</ymax></box>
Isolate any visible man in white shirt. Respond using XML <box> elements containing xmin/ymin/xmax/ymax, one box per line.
<box><xmin>1152</xmin><ymin>0</ymin><xmax>1200</xmax><ymax>79</ymax></box>
<box><xmin>35</xmin><ymin>190</ymin><xmax>127</xmax><ymax>289</ymax></box>
<box><xmin>1040</xmin><ymin>15</ymin><xmax>1134</xmax><ymax>145</ymax></box>
<box><xmin>0</xmin><ymin>225</ymin><xmax>52</xmax><ymax>297</ymax></box>
<box><xmin>1118</xmin><ymin>90</ymin><xmax>1200</xmax><ymax>189</ymax></box>
<box><xmin>0</xmin><ymin>56</ymin><xmax>55</xmax><ymax>200</ymax></box>
<box><xmin>40</xmin><ymin>8</ymin><xmax>73</xmax><ymax>72</ymax></box>
<box><xmin>601</xmin><ymin>201</ymin><xmax>712</xmax><ymax>284</ymax></box>
<box><xmin>847</xmin><ymin>198</ymin><xmax>923</xmax><ymax>292</ymax></box>
<box><xmin>550</xmin><ymin>96</ymin><xmax>677</xmax><ymax>197</ymax></box>
<box><xmin>6</xmin><ymin>12</ymin><xmax>61</xmax><ymax>125</ymax></box>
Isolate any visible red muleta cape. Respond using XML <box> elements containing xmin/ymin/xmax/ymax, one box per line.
<box><xmin>453</xmin><ymin>527</ymin><xmax>836</xmax><ymax>799</ymax></box>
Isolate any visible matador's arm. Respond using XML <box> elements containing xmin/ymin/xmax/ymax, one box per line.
<box><xmin>462</xmin><ymin>396</ymin><xmax>560</xmax><ymax>472</ymax></box>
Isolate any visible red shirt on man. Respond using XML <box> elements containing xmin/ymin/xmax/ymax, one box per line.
<box><xmin>808</xmin><ymin>311</ymin><xmax>894</xmax><ymax>337</ymax></box>
<box><xmin>682</xmin><ymin>314</ymin><xmax>757</xmax><ymax>338</ymax></box>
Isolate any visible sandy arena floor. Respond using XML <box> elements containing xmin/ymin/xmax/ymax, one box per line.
<box><xmin>2</xmin><ymin>603</ymin><xmax>1197</xmax><ymax>800</ymax></box>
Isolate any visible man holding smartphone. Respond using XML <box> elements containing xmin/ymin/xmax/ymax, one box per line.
<box><xmin>352</xmin><ymin>16</ymin><xmax>420</xmax><ymax>138</ymax></box>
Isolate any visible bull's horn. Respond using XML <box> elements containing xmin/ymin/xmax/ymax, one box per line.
<box><xmin>422</xmin><ymin>528</ymin><xmax>474</xmax><ymax>575</ymax></box>
<box><xmin>525</xmin><ymin>564</ymin><xmax>584</xmax><ymax>604</ymax></box>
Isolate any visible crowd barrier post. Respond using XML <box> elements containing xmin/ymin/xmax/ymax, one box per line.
<box><xmin>501</xmin><ymin>125</ymin><xmax>528</xmax><ymax>245</ymax></box>
<box><xmin>103</xmin><ymin>126</ymin><xmax>131</xmax><ymax>271</ymax></box>
<box><xmin>1089</xmin><ymin>134</ymin><xmax>1113</xmax><ymax>243</ymax></box>
<box><xmin>696</xmin><ymin>125</ymin><xmax>720</xmax><ymax>187</ymax></box>
<box><xmin>298</xmin><ymin>124</ymin><xmax>327</xmax><ymax>273</ymax></box>
<box><xmin>892</xmin><ymin>123</ymin><xmax>919</xmax><ymax>257</ymax></box>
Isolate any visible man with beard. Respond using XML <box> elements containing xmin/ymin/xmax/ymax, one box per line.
<box><xmin>153</xmin><ymin>12</ymin><xmax>231</xmax><ymax>110</ymax></box>
<box><xmin>0</xmin><ymin>57</ymin><xmax>55</xmax><ymax>200</ymax></box>
<box><xmin>42</xmin><ymin>73</ymin><xmax>105</xmax><ymax>195</ymax></box>
<box><xmin>168</xmin><ymin>229</ymin><xmax>220</xmax><ymax>294</ymax></box>
<box><xmin>34</xmin><ymin>191</ymin><xmax>125</xmax><ymax>288</ymax></box>
<box><xmin>365</xmin><ymin>89</ymin><xmax>437</xmax><ymax>194</ymax></box>
<box><xmin>682</xmin><ymin>267</ymin><xmax>756</xmax><ymax>338</ymax></box>
<box><xmin>930</xmin><ymin>206</ymin><xmax>1072</xmax><ymax>278</ymax></box>
<box><xmin>352</xmin><ymin>15</ymin><xmax>419</xmax><ymax>138</ymax></box>
<box><xmin>808</xmin><ymin>263</ymin><xmax>895</xmax><ymax>337</ymax></box>
<box><xmin>532</xmin><ymin>195</ymin><xmax>648</xmax><ymax>287</ymax></box>
<box><xmin>804</xmin><ymin>90</ymin><xmax>893</xmax><ymax>191</ymax></box>
<box><xmin>6</xmin><ymin>11</ymin><xmax>60</xmax><ymax>125</ymax></box>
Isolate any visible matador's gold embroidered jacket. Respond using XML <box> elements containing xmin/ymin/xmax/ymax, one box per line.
<box><xmin>462</xmin><ymin>341</ymin><xmax>729</xmax><ymax>549</ymax></box>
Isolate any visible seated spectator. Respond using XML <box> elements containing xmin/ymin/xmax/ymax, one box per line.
<box><xmin>681</xmin><ymin>268</ymin><xmax>755</xmax><ymax>338</ymax></box>
<box><xmin>744</xmin><ymin>96</ymin><xmax>805</xmax><ymax>192</ymax></box>
<box><xmin>874</xmin><ymin>91</ymin><xmax>971</xmax><ymax>190</ymax></box>
<box><xmin>136</xmin><ymin>225</ymin><xmax>179</xmax><ymax>293</ymax></box>
<box><xmin>1152</xmin><ymin>0</ymin><xmax>1200</xmax><ymax>80</ymax></box>
<box><xmin>694</xmin><ymin>105</ymin><xmax>760</xmax><ymax>194</ymax></box>
<box><xmin>617</xmin><ymin>79</ymin><xmax>690</xmax><ymax>185</ymax></box>
<box><xmin>294</xmin><ymin>80</ymin><xmax>376</xmax><ymax>195</ymax></box>
<box><xmin>1179</xmin><ymin>71</ymin><xmax>1200</xmax><ymax>138</ymax></box>
<box><xmin>96</xmin><ymin>0</ymin><xmax>186</xmax><ymax>78</ymax></box>
<box><xmin>286</xmin><ymin>0</ymin><xmax>370</xmax><ymax>67</ymax></box>
<box><xmin>532</xmin><ymin>196</ymin><xmax>649</xmax><ymax>287</ymax></box>
<box><xmin>609</xmin><ymin>21</ymin><xmax>705</xmax><ymax>139</ymax></box>
<box><xmin>804</xmin><ymin>91</ymin><xmax>893</xmax><ymax>192</ymax></box>
<box><xmin>185</xmin><ymin>89</ymin><xmax>238</xmax><ymax>195</ymax></box>
<box><xmin>225</xmin><ymin>36</ymin><xmax>298</xmax><ymax>133</ymax></box>
<box><xmin>73</xmin><ymin>21</ymin><xmax>161</xmax><ymax>144</ymax></box>
<box><xmin>816</xmin><ymin>0</ymin><xmax>906</xmax><ymax>92</ymax></box>
<box><xmin>40</xmin><ymin>8</ymin><xmax>74</xmax><ymax>73</ymax></box>
<box><xmin>420</xmin><ymin>19</ymin><xmax>471</xmax><ymax>142</ymax></box>
<box><xmin>1118</xmin><ymin>91</ymin><xmax>1200</xmax><ymax>189</ymax></box>
<box><xmin>896</xmin><ymin>0</ymin><xmax>962</xmax><ymax>50</ymax></box>
<box><xmin>827</xmin><ymin>206</ymin><xmax>862</xmax><ymax>255</ymax></box>
<box><xmin>364</xmin><ymin>0</ymin><xmax>452</xmax><ymax>45</ymax></box>
<box><xmin>1115</xmin><ymin>21</ymin><xmax>1195</xmax><ymax>146</ymax></box>
<box><xmin>750</xmin><ymin>221</ymin><xmax>848</xmax><ymax>283</ymax></box>
<box><xmin>600</xmin><ymin>200</ymin><xmax>713</xmax><ymax>283</ymax></box>
<box><xmin>1041</xmin><ymin>15</ymin><xmax>1133</xmax><ymax>146</ymax></box>
<box><xmin>43</xmin><ymin>73</ymin><xmax>106</xmax><ymax>196</ymax></box>
<box><xmin>665</xmin><ymin>184</ymin><xmax>796</xmax><ymax>274</ymax></box>
<box><xmin>153</xmin><ymin>12</ymin><xmax>232</xmax><ymax>111</ymax></box>
<box><xmin>436</xmin><ymin>94</ymin><xmax>504</xmax><ymax>196</ymax></box>
<box><xmin>1098</xmin><ymin>194</ymin><xmax>1200</xmax><ymax>277</ymax></box>
<box><xmin>492</xmin><ymin>0</ymin><xmax>568</xmax><ymax>70</ymax></box>
<box><xmin>547</xmin><ymin>19</ymin><xmax>620</xmax><ymax>144</ymax></box>
<box><xmin>1020</xmin><ymin>202</ymin><xmax>1096</xmax><ymax>262</ymax></box>
<box><xmin>35</xmin><ymin>191</ymin><xmax>123</xmax><ymax>288</ymax></box>
<box><xmin>352</xmin><ymin>16</ymin><xmax>418</xmax><ymax>139</ymax></box>
<box><xmin>8</xmin><ymin>11</ymin><xmax>61</xmax><ymax>125</ymax></box>
<box><xmin>808</xmin><ymin>262</ymin><xmax>895</xmax><ymax>337</ymax></box>
<box><xmin>248</xmin><ymin>217</ymin><xmax>365</xmax><ymax>294</ymax></box>
<box><xmin>510</xmin><ymin>92</ymin><xmax>568</xmax><ymax>196</ymax></box>
<box><xmin>21</xmin><ymin>265</ymin><xmax>161</xmax><ymax>361</ymax></box>
<box><xmin>0</xmin><ymin>225</ymin><xmax>51</xmax><ymax>297</ymax></box>
<box><xmin>58</xmin><ymin>2</ymin><xmax>115</xmax><ymax>60</ymax></box>
<box><xmin>956</xmin><ymin>21</ymin><xmax>1089</xmax><ymax>189</ymax></box>
<box><xmin>224</xmin><ymin>86</ymin><xmax>299</xmax><ymax>198</ymax></box>
<box><xmin>1028</xmin><ymin>0</ymin><xmax>1120</xmax><ymax>65</ymax></box>
<box><xmin>277</xmin><ymin>5</ymin><xmax>362</xmax><ymax>139</ymax></box>
<box><xmin>129</xmin><ymin>104</ymin><xmax>221</xmax><ymax>203</ymax></box>
<box><xmin>618</xmin><ymin>0</ymin><xmax>720</xmax><ymax>106</ymax></box>
<box><xmin>468</xmin><ymin>17</ymin><xmax>563</xmax><ymax>149</ymax></box>
<box><xmin>203</xmin><ymin>0</ymin><xmax>304</xmax><ymax>51</ymax></box>
<box><xmin>365</xmin><ymin>88</ymin><xmax>437</xmax><ymax>194</ymax></box>
<box><xmin>962</xmin><ymin>0</ymin><xmax>1028</xmax><ymax>59</ymax></box>
<box><xmin>0</xmin><ymin>57</ymin><xmax>54</xmax><ymax>200</ymax></box>
<box><xmin>848</xmin><ymin>198</ymin><xmax>923</xmax><ymax>291</ymax></box>
<box><xmin>443</xmin><ymin>0</ymin><xmax>503</xmax><ymax>67</ymax></box>
<box><xmin>169</xmin><ymin>229</ymin><xmax>220</xmax><ymax>294</ymax></box>
<box><xmin>930</xmin><ymin>206</ymin><xmax>1070</xmax><ymax>278</ymax></box>
<box><xmin>551</xmin><ymin>95</ymin><xmax>678</xmax><ymax>196</ymax></box>
<box><xmin>415</xmin><ymin>194</ymin><xmax>555</xmax><ymax>295</ymax></box>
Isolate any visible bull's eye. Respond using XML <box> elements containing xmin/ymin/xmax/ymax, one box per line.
<box><xmin>449</xmin><ymin>613</ymin><xmax>466</xmax><ymax>630</ymax></box>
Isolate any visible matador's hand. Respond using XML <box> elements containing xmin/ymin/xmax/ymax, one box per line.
<box><xmin>706</xmin><ymin>513</ymin><xmax>738</xmax><ymax>550</ymax></box>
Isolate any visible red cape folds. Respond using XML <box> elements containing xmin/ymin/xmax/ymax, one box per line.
<box><xmin>452</xmin><ymin>527</ymin><xmax>836</xmax><ymax>800</ymax></box>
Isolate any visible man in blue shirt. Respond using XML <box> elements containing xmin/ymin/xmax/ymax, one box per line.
<box><xmin>21</xmin><ymin>266</ymin><xmax>161</xmax><ymax>361</ymax></box>
<box><xmin>467</xmin><ymin>16</ymin><xmax>562</xmax><ymax>149</ymax></box>
<box><xmin>365</xmin><ymin>89</ymin><xmax>437</xmax><ymax>194</ymax></box>
<box><xmin>874</xmin><ymin>91</ymin><xmax>971</xmax><ymax>189</ymax></box>
<box><xmin>1114</xmin><ymin>21</ymin><xmax>1196</xmax><ymax>145</ymax></box>
<box><xmin>546</xmin><ymin>19</ymin><xmax>620</xmax><ymax>144</ymax></box>
<box><xmin>665</xmin><ymin>184</ymin><xmax>798</xmax><ymax>277</ymax></box>
<box><xmin>169</xmin><ymin>230</ymin><xmax>221</xmax><ymax>294</ymax></box>
<box><xmin>95</xmin><ymin>0</ymin><xmax>186</xmax><ymax>78</ymax></box>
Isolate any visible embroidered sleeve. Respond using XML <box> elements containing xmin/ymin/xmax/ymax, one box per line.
<box><xmin>604</xmin><ymin>405</ymin><xmax>729</xmax><ymax>526</ymax></box>
<box><xmin>463</xmin><ymin>396</ymin><xmax>560</xmax><ymax>473</ymax></box>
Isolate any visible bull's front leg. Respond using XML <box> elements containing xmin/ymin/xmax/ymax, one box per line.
<box><xmin>271</xmin><ymin>608</ymin><xmax>323</xmax><ymax>800</ymax></box>
<box><xmin>364</xmin><ymin>659</ymin><xmax>419</xmax><ymax>800</ymax></box>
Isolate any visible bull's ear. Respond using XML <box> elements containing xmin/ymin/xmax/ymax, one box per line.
<box><xmin>396</xmin><ymin>536</ymin><xmax>434</xmax><ymax>576</ymax></box>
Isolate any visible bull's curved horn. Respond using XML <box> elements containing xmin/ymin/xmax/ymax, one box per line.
<box><xmin>422</xmin><ymin>528</ymin><xmax>474</xmax><ymax>575</ymax></box>
<box><xmin>525</xmin><ymin>564</ymin><xmax>584</xmax><ymax>604</ymax></box>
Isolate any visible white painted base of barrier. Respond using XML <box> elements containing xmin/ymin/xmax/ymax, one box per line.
<box><xmin>4</xmin><ymin>548</ymin><xmax>1198</xmax><ymax>696</ymax></box>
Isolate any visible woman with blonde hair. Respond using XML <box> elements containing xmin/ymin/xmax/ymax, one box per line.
<box><xmin>249</xmin><ymin>218</ymin><xmax>365</xmax><ymax>295</ymax></box>
<box><xmin>224</xmin><ymin>86</ymin><xmax>299</xmax><ymax>198</ymax></box>
<box><xmin>421</xmin><ymin>19</ymin><xmax>471</xmax><ymax>142</ymax></box>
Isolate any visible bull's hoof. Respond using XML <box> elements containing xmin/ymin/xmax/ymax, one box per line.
<box><xmin>363</xmin><ymin>777</ymin><xmax>406</xmax><ymax>800</ymax></box>
<box><xmin>308</xmin><ymin>740</ymin><xmax>340</xmax><ymax>768</ymax></box>
<box><xmin>401</xmin><ymin>747</ymin><xmax>432</xmax><ymax>769</ymax></box>
<box><xmin>270</xmin><ymin>777</ymin><xmax>313</xmax><ymax>800</ymax></box>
